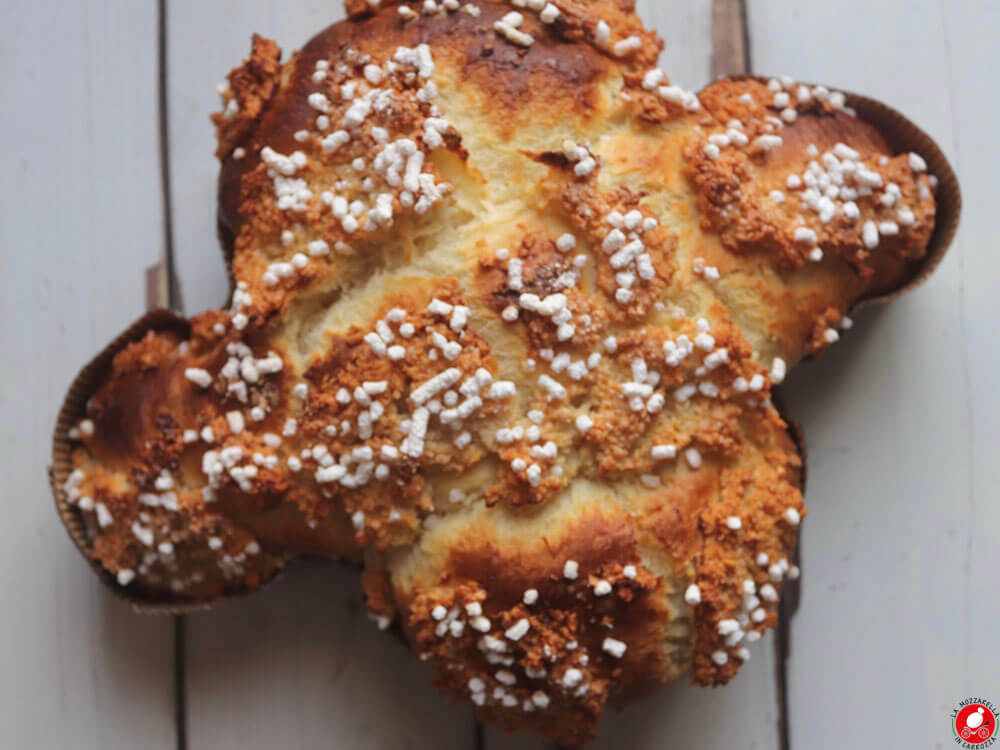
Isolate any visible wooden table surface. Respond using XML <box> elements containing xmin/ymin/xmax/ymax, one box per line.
<box><xmin>2</xmin><ymin>2</ymin><xmax>996</xmax><ymax>748</ymax></box>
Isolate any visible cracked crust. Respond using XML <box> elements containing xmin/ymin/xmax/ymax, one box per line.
<box><xmin>56</xmin><ymin>1</ymin><xmax>942</xmax><ymax>746</ymax></box>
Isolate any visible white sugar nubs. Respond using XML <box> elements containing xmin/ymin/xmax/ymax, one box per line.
<box><xmin>400</xmin><ymin>405</ymin><xmax>432</xmax><ymax>456</ymax></box>
<box><xmin>226</xmin><ymin>411</ymin><xmax>245</xmax><ymax>435</ymax></box>
<box><xmin>427</xmin><ymin>298</ymin><xmax>453</xmax><ymax>316</ymax></box>
<box><xmin>154</xmin><ymin>471</ymin><xmax>174</xmax><ymax>491</ymax></box>
<box><xmin>651</xmin><ymin>444</ymin><xmax>677</xmax><ymax>460</ymax></box>
<box><xmin>769</xmin><ymin>357</ymin><xmax>787</xmax><ymax>384</ymax></box>
<box><xmin>132</xmin><ymin>522</ymin><xmax>154</xmax><ymax>547</ymax></box>
<box><xmin>505</xmin><ymin>618</ymin><xmax>531</xmax><ymax>641</ymax></box>
<box><xmin>538</xmin><ymin>374</ymin><xmax>567</xmax><ymax>400</ymax></box>
<box><xmin>95</xmin><ymin>502</ymin><xmax>113</xmax><ymax>528</ymax></box>
<box><xmin>540</xmin><ymin>3</ymin><xmax>560</xmax><ymax>23</ymax></box>
<box><xmin>184</xmin><ymin>368</ymin><xmax>212</xmax><ymax>388</ymax></box>
<box><xmin>602</xmin><ymin>637</ymin><xmax>627</xmax><ymax>659</ymax></box>
<box><xmin>760</xmin><ymin>583</ymin><xmax>778</xmax><ymax>602</ymax></box>
<box><xmin>116</xmin><ymin>569</ymin><xmax>135</xmax><ymax>586</ymax></box>
<box><xmin>315</xmin><ymin>465</ymin><xmax>347</xmax><ymax>483</ymax></box>
<box><xmin>321</xmin><ymin>130</ymin><xmax>350</xmax><ymax>154</ymax></box>
<box><xmin>487</xmin><ymin>381</ymin><xmax>517</xmax><ymax>399</ymax></box>
<box><xmin>593</xmin><ymin>580</ymin><xmax>612</xmax><ymax>597</ymax></box>
<box><xmin>563</xmin><ymin>559</ymin><xmax>579</xmax><ymax>580</ymax></box>
<box><xmin>908</xmin><ymin>152</ymin><xmax>927</xmax><ymax>172</ymax></box>
<box><xmin>684</xmin><ymin>583</ymin><xmax>701</xmax><ymax>606</ymax></box>
<box><xmin>613</xmin><ymin>36</ymin><xmax>642</xmax><ymax>57</ymax></box>
<box><xmin>260</xmin><ymin>147</ymin><xmax>307</xmax><ymax>178</ymax></box>
<box><xmin>532</xmin><ymin>691</ymin><xmax>550</xmax><ymax>708</ymax></box>
<box><xmin>556</xmin><ymin>233</ymin><xmax>576</xmax><ymax>252</ymax></box>
<box><xmin>793</xmin><ymin>227</ymin><xmax>818</xmax><ymax>244</ymax></box>
<box><xmin>560</xmin><ymin>668</ymin><xmax>583</xmax><ymax>688</ymax></box>
<box><xmin>594</xmin><ymin>20</ymin><xmax>611</xmax><ymax>47</ymax></box>
<box><xmin>785</xmin><ymin>507</ymin><xmax>801</xmax><ymax>526</ymax></box>
<box><xmin>523</xmin><ymin>588</ymin><xmax>539</xmax><ymax>605</ymax></box>
<box><xmin>470</xmin><ymin>615</ymin><xmax>491</xmax><ymax>633</ymax></box>
<box><xmin>495</xmin><ymin>670</ymin><xmax>517</xmax><ymax>687</ymax></box>
<box><xmin>718</xmin><ymin>619</ymin><xmax>740</xmax><ymax>636</ymax></box>
<box><xmin>711</xmin><ymin>650</ymin><xmax>729</xmax><ymax>666</ymax></box>
<box><xmin>684</xmin><ymin>447</ymin><xmax>702</xmax><ymax>469</ymax></box>
<box><xmin>494</xmin><ymin>19</ymin><xmax>534</xmax><ymax>47</ymax></box>
<box><xmin>573</xmin><ymin>413</ymin><xmax>595</xmax><ymax>436</ymax></box>
<box><xmin>351</xmin><ymin>510</ymin><xmax>365</xmax><ymax>531</ymax></box>
<box><xmin>506</xmin><ymin>258</ymin><xmax>523</xmax><ymax>291</ymax></box>
<box><xmin>656</xmin><ymin>83</ymin><xmax>701</xmax><ymax>111</ymax></box>
<box><xmin>832</xmin><ymin>142</ymin><xmax>860</xmax><ymax>161</ymax></box>
<box><xmin>602</xmin><ymin>229</ymin><xmax>626</xmax><ymax>254</ymax></box>
<box><xmin>307</xmin><ymin>239</ymin><xmax>330</xmax><ymax>257</ymax></box>
<box><xmin>862</xmin><ymin>220</ymin><xmax>880</xmax><ymax>249</ymax></box>
<box><xmin>755</xmin><ymin>134</ymin><xmax>783</xmax><ymax>151</ymax></box>
<box><xmin>824</xmin><ymin>328</ymin><xmax>840</xmax><ymax>344</ymax></box>
<box><xmin>726</xmin><ymin>516</ymin><xmax>742</xmax><ymax>530</ymax></box>
<box><xmin>307</xmin><ymin>92</ymin><xmax>330</xmax><ymax>112</ymax></box>
<box><xmin>674</xmin><ymin>383</ymin><xmax>697</xmax><ymax>402</ymax></box>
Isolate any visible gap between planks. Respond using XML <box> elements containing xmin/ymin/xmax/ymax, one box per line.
<box><xmin>150</xmin><ymin>2</ymin><xmax>187</xmax><ymax>750</ymax></box>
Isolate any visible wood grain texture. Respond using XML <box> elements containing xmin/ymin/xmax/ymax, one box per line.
<box><xmin>0</xmin><ymin>2</ymin><xmax>175</xmax><ymax>747</ymax></box>
<box><xmin>749</xmin><ymin>1</ymin><xmax>999</xmax><ymax>747</ymax></box>
<box><xmin>184</xmin><ymin>562</ymin><xmax>474</xmax><ymax>749</ymax></box>
<box><xmin>710</xmin><ymin>0</ymin><xmax>748</xmax><ymax>78</ymax></box>
<box><xmin>641</xmin><ymin>0</ymin><xmax>714</xmax><ymax>91</ymax></box>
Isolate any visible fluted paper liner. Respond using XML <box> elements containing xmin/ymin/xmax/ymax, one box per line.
<box><xmin>49</xmin><ymin>309</ymin><xmax>282</xmax><ymax>614</ymax></box>
<box><xmin>734</xmin><ymin>75</ymin><xmax>962</xmax><ymax>307</ymax></box>
<box><xmin>51</xmin><ymin>81</ymin><xmax>959</xmax><ymax>616</ymax></box>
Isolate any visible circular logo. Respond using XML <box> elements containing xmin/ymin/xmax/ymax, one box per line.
<box><xmin>953</xmin><ymin>699</ymin><xmax>998</xmax><ymax>747</ymax></box>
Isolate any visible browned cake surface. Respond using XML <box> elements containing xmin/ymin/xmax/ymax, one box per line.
<box><xmin>58</xmin><ymin>0</ymin><xmax>938</xmax><ymax>745</ymax></box>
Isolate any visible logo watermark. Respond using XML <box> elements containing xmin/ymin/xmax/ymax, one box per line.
<box><xmin>951</xmin><ymin>697</ymin><xmax>998</xmax><ymax>748</ymax></box>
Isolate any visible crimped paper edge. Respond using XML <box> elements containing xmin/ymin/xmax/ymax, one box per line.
<box><xmin>49</xmin><ymin>309</ymin><xmax>282</xmax><ymax>615</ymax></box>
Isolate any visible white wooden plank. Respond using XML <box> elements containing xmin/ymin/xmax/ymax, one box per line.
<box><xmin>749</xmin><ymin>1</ymin><xmax>999</xmax><ymax>747</ymax></box>
<box><xmin>0</xmin><ymin>2</ymin><xmax>175</xmax><ymax>747</ymax></box>
<box><xmin>642</xmin><ymin>0</ymin><xmax>715</xmax><ymax>91</ymax></box>
<box><xmin>184</xmin><ymin>561</ymin><xmax>474</xmax><ymax>749</ymax></box>
<box><xmin>167</xmin><ymin>8</ymin><xmax>474</xmax><ymax>746</ymax></box>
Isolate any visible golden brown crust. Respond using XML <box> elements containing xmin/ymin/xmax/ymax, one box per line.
<box><xmin>56</xmin><ymin>2</ymin><xmax>945</xmax><ymax>746</ymax></box>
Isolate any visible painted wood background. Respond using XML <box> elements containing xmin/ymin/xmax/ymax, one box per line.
<box><xmin>1</xmin><ymin>1</ymin><xmax>995</xmax><ymax>748</ymax></box>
